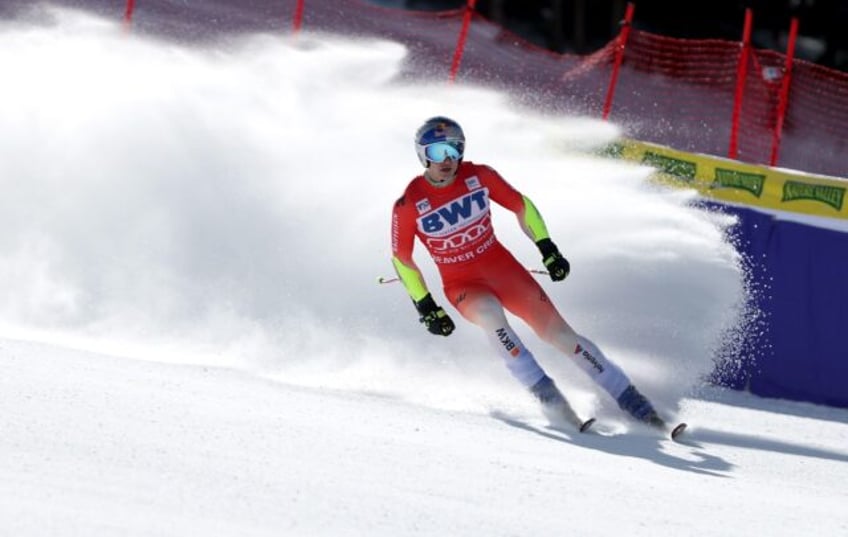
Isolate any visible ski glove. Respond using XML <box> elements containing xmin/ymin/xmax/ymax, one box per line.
<box><xmin>414</xmin><ymin>293</ymin><xmax>455</xmax><ymax>336</ymax></box>
<box><xmin>537</xmin><ymin>238</ymin><xmax>570</xmax><ymax>282</ymax></box>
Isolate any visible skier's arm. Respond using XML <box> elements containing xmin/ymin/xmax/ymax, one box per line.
<box><xmin>482</xmin><ymin>165</ymin><xmax>552</xmax><ymax>241</ymax></box>
<box><xmin>516</xmin><ymin>194</ymin><xmax>551</xmax><ymax>243</ymax></box>
<box><xmin>391</xmin><ymin>252</ymin><xmax>455</xmax><ymax>336</ymax></box>
<box><xmin>515</xmin><ymin>194</ymin><xmax>570</xmax><ymax>280</ymax></box>
<box><xmin>391</xmin><ymin>196</ymin><xmax>455</xmax><ymax>336</ymax></box>
<box><xmin>391</xmin><ymin>197</ymin><xmax>430</xmax><ymax>302</ymax></box>
<box><xmin>391</xmin><ymin>256</ymin><xmax>429</xmax><ymax>302</ymax></box>
<box><xmin>484</xmin><ymin>165</ymin><xmax>570</xmax><ymax>281</ymax></box>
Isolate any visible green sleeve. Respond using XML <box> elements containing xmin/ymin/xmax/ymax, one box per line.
<box><xmin>391</xmin><ymin>256</ymin><xmax>430</xmax><ymax>303</ymax></box>
<box><xmin>520</xmin><ymin>195</ymin><xmax>550</xmax><ymax>242</ymax></box>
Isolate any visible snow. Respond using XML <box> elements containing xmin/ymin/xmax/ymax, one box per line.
<box><xmin>1</xmin><ymin>7</ymin><xmax>847</xmax><ymax>536</ymax></box>
<box><xmin>3</xmin><ymin>338</ymin><xmax>847</xmax><ymax>536</ymax></box>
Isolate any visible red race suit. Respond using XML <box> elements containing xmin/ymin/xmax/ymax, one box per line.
<box><xmin>391</xmin><ymin>161</ymin><xmax>565</xmax><ymax>337</ymax></box>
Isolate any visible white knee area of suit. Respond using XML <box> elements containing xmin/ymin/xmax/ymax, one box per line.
<box><xmin>463</xmin><ymin>294</ymin><xmax>507</xmax><ymax>330</ymax></box>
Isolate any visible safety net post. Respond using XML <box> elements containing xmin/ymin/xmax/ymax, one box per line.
<box><xmin>292</xmin><ymin>0</ymin><xmax>305</xmax><ymax>35</ymax></box>
<box><xmin>123</xmin><ymin>0</ymin><xmax>135</xmax><ymax>31</ymax></box>
<box><xmin>448</xmin><ymin>0</ymin><xmax>477</xmax><ymax>84</ymax></box>
<box><xmin>770</xmin><ymin>17</ymin><xmax>799</xmax><ymax>167</ymax></box>
<box><xmin>728</xmin><ymin>8</ymin><xmax>753</xmax><ymax>159</ymax></box>
<box><xmin>602</xmin><ymin>2</ymin><xmax>634</xmax><ymax>120</ymax></box>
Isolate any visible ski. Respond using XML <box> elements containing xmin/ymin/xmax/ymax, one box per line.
<box><xmin>669</xmin><ymin>422</ymin><xmax>688</xmax><ymax>440</ymax></box>
<box><xmin>579</xmin><ymin>417</ymin><xmax>596</xmax><ymax>433</ymax></box>
<box><xmin>648</xmin><ymin>415</ymin><xmax>688</xmax><ymax>441</ymax></box>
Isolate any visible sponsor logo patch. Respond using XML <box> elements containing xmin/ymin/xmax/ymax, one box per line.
<box><xmin>465</xmin><ymin>176</ymin><xmax>481</xmax><ymax>190</ymax></box>
<box><xmin>496</xmin><ymin>328</ymin><xmax>521</xmax><ymax>357</ymax></box>
<box><xmin>415</xmin><ymin>199</ymin><xmax>431</xmax><ymax>214</ymax></box>
<box><xmin>642</xmin><ymin>152</ymin><xmax>697</xmax><ymax>181</ymax></box>
<box><xmin>574</xmin><ymin>344</ymin><xmax>604</xmax><ymax>373</ymax></box>
<box><xmin>418</xmin><ymin>189</ymin><xmax>489</xmax><ymax>235</ymax></box>
<box><xmin>712</xmin><ymin>168</ymin><xmax>766</xmax><ymax>198</ymax></box>
<box><xmin>782</xmin><ymin>180</ymin><xmax>845</xmax><ymax>211</ymax></box>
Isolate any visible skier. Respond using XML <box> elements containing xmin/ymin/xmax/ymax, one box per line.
<box><xmin>390</xmin><ymin>116</ymin><xmax>666</xmax><ymax>431</ymax></box>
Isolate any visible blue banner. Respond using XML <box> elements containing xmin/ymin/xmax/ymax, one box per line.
<box><xmin>709</xmin><ymin>203</ymin><xmax>848</xmax><ymax>408</ymax></box>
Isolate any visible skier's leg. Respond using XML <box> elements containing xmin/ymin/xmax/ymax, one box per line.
<box><xmin>528</xmin><ymin>309</ymin><xmax>661</xmax><ymax>423</ymax></box>
<box><xmin>446</xmin><ymin>285</ymin><xmax>545</xmax><ymax>388</ymax></box>
<box><xmin>487</xmin><ymin>253</ymin><xmax>661</xmax><ymax>423</ymax></box>
<box><xmin>445</xmin><ymin>283</ymin><xmax>587</xmax><ymax>428</ymax></box>
<box><xmin>566</xmin><ymin>334</ymin><xmax>661</xmax><ymax>423</ymax></box>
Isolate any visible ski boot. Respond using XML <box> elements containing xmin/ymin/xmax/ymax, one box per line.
<box><xmin>616</xmin><ymin>384</ymin><xmax>665</xmax><ymax>428</ymax></box>
<box><xmin>616</xmin><ymin>384</ymin><xmax>687</xmax><ymax>439</ymax></box>
<box><xmin>530</xmin><ymin>375</ymin><xmax>595</xmax><ymax>432</ymax></box>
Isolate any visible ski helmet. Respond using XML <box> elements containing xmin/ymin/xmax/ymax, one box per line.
<box><xmin>414</xmin><ymin>116</ymin><xmax>465</xmax><ymax>167</ymax></box>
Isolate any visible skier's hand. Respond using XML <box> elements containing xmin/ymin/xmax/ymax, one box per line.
<box><xmin>537</xmin><ymin>238</ymin><xmax>570</xmax><ymax>282</ymax></box>
<box><xmin>415</xmin><ymin>294</ymin><xmax>455</xmax><ymax>336</ymax></box>
<box><xmin>544</xmin><ymin>252</ymin><xmax>570</xmax><ymax>281</ymax></box>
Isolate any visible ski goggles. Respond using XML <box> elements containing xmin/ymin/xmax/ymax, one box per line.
<box><xmin>423</xmin><ymin>141</ymin><xmax>463</xmax><ymax>163</ymax></box>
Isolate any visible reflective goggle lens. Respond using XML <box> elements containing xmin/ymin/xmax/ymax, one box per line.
<box><xmin>424</xmin><ymin>142</ymin><xmax>463</xmax><ymax>163</ymax></box>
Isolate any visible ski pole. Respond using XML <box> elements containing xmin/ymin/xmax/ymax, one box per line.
<box><xmin>377</xmin><ymin>268</ymin><xmax>548</xmax><ymax>285</ymax></box>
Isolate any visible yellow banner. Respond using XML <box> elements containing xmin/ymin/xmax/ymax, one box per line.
<box><xmin>604</xmin><ymin>139</ymin><xmax>848</xmax><ymax>220</ymax></box>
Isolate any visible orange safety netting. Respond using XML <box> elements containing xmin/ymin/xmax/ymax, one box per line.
<box><xmin>115</xmin><ymin>0</ymin><xmax>848</xmax><ymax>177</ymax></box>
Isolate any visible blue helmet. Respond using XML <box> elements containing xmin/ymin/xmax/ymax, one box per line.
<box><xmin>414</xmin><ymin>116</ymin><xmax>465</xmax><ymax>167</ymax></box>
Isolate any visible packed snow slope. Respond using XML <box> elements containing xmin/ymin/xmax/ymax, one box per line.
<box><xmin>1</xmin><ymin>7</ymin><xmax>846</xmax><ymax>536</ymax></box>
<box><xmin>3</xmin><ymin>339</ymin><xmax>848</xmax><ymax>536</ymax></box>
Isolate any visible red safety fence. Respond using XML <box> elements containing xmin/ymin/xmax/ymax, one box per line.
<box><xmin>117</xmin><ymin>0</ymin><xmax>848</xmax><ymax>178</ymax></box>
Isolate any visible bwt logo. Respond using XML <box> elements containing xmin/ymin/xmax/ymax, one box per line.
<box><xmin>419</xmin><ymin>189</ymin><xmax>488</xmax><ymax>234</ymax></box>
